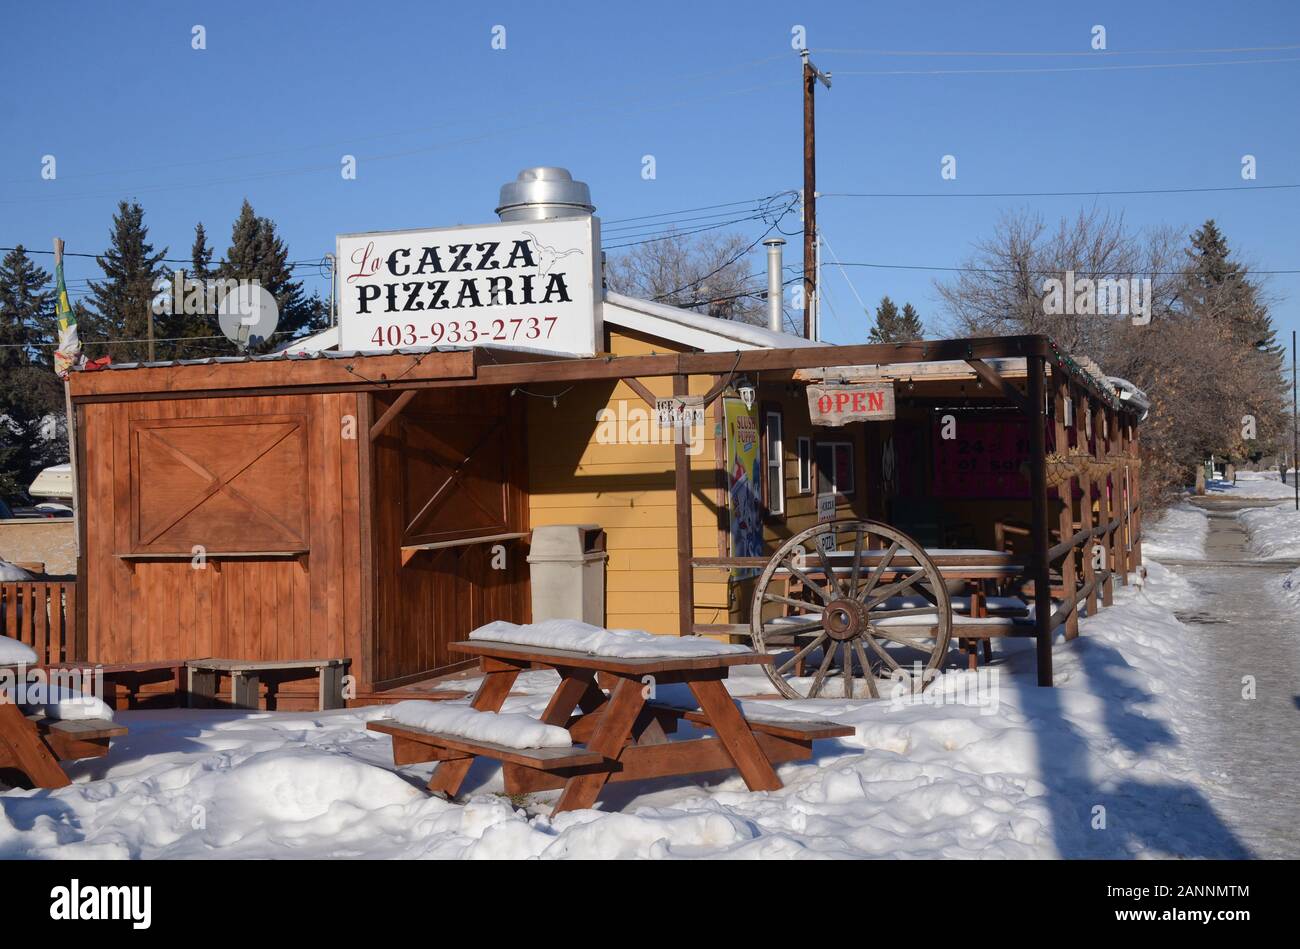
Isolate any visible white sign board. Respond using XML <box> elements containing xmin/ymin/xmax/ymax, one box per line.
<box><xmin>817</xmin><ymin>494</ymin><xmax>837</xmax><ymax>523</ymax></box>
<box><xmin>337</xmin><ymin>216</ymin><xmax>602</xmax><ymax>355</ymax></box>
<box><xmin>655</xmin><ymin>396</ymin><xmax>705</xmax><ymax>430</ymax></box>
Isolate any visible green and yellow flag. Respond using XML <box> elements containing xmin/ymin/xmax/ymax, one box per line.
<box><xmin>53</xmin><ymin>238</ymin><xmax>81</xmax><ymax>378</ymax></box>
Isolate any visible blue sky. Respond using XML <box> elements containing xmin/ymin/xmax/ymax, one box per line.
<box><xmin>2</xmin><ymin>0</ymin><xmax>1298</xmax><ymax>351</ymax></box>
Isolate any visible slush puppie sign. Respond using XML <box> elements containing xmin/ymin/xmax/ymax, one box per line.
<box><xmin>337</xmin><ymin>216</ymin><xmax>602</xmax><ymax>356</ymax></box>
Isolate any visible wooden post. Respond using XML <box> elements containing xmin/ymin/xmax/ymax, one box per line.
<box><xmin>1026</xmin><ymin>354</ymin><xmax>1053</xmax><ymax>686</ymax></box>
<box><xmin>1095</xmin><ymin>401</ymin><xmax>1114</xmax><ymax>607</ymax></box>
<box><xmin>1130</xmin><ymin>417</ymin><xmax>1143</xmax><ymax>569</ymax></box>
<box><xmin>1077</xmin><ymin>389</ymin><xmax>1097</xmax><ymax>621</ymax></box>
<box><xmin>673</xmin><ymin>374</ymin><xmax>695</xmax><ymax>636</ymax></box>
<box><xmin>802</xmin><ymin>51</ymin><xmax>817</xmax><ymax>340</ymax></box>
<box><xmin>1053</xmin><ymin>372</ymin><xmax>1079</xmax><ymax>640</ymax></box>
<box><xmin>1109</xmin><ymin>406</ymin><xmax>1126</xmax><ymax>587</ymax></box>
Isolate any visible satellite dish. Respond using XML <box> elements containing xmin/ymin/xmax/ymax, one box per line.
<box><xmin>217</xmin><ymin>283</ymin><xmax>280</xmax><ymax>350</ymax></box>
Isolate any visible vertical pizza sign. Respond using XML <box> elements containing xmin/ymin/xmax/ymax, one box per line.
<box><xmin>337</xmin><ymin>217</ymin><xmax>602</xmax><ymax>356</ymax></box>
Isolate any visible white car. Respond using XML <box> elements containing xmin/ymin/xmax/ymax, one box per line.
<box><xmin>28</xmin><ymin>463</ymin><xmax>72</xmax><ymax>501</ymax></box>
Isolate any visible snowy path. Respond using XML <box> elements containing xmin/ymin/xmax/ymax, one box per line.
<box><xmin>1170</xmin><ymin>499</ymin><xmax>1300</xmax><ymax>859</ymax></box>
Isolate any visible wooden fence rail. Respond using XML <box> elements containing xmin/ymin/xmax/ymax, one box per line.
<box><xmin>0</xmin><ymin>580</ymin><xmax>78</xmax><ymax>665</ymax></box>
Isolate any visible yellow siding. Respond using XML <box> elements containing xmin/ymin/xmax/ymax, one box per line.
<box><xmin>527</xmin><ymin>327</ymin><xmax>725</xmax><ymax>637</ymax></box>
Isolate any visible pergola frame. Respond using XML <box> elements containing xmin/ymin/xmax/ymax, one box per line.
<box><xmin>68</xmin><ymin>334</ymin><xmax>1143</xmax><ymax>687</ymax></box>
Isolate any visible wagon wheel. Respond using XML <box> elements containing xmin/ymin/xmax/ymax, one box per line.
<box><xmin>749</xmin><ymin>520</ymin><xmax>953</xmax><ymax>700</ymax></box>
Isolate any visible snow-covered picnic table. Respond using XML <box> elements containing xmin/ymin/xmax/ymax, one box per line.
<box><xmin>368</xmin><ymin>621</ymin><xmax>853</xmax><ymax>812</ymax></box>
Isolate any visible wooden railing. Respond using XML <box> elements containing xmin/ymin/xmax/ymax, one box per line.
<box><xmin>1046</xmin><ymin>496</ymin><xmax>1141</xmax><ymax>634</ymax></box>
<box><xmin>0</xmin><ymin>580</ymin><xmax>79</xmax><ymax>665</ymax></box>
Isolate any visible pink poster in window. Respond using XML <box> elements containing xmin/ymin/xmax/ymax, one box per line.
<box><xmin>931</xmin><ymin>418</ymin><xmax>1030</xmax><ymax>499</ymax></box>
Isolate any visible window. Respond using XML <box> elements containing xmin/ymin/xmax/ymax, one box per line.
<box><xmin>797</xmin><ymin>437</ymin><xmax>812</xmax><ymax>494</ymax></box>
<box><xmin>763</xmin><ymin>409</ymin><xmax>785</xmax><ymax>515</ymax></box>
<box><xmin>815</xmin><ymin>441</ymin><xmax>855</xmax><ymax>498</ymax></box>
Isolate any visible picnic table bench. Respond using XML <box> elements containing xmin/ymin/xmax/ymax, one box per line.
<box><xmin>0</xmin><ymin>663</ymin><xmax>127</xmax><ymax>789</ymax></box>
<box><xmin>369</xmin><ymin>640</ymin><xmax>853</xmax><ymax>812</ymax></box>
<box><xmin>186</xmin><ymin>657</ymin><xmax>351</xmax><ymax>711</ymax></box>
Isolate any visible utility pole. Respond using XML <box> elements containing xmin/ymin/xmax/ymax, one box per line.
<box><xmin>801</xmin><ymin>48</ymin><xmax>831</xmax><ymax>340</ymax></box>
<box><xmin>1293</xmin><ymin>329</ymin><xmax>1297</xmax><ymax>510</ymax></box>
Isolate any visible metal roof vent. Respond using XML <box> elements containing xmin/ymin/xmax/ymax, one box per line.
<box><xmin>496</xmin><ymin>167</ymin><xmax>595</xmax><ymax>222</ymax></box>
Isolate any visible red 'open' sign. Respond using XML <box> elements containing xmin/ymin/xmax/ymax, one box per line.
<box><xmin>806</xmin><ymin>383</ymin><xmax>896</xmax><ymax>425</ymax></box>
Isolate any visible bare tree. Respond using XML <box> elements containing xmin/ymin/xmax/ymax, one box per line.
<box><xmin>604</xmin><ymin>230</ymin><xmax>769</xmax><ymax>325</ymax></box>
<box><xmin>934</xmin><ymin>208</ymin><xmax>1287</xmax><ymax>508</ymax></box>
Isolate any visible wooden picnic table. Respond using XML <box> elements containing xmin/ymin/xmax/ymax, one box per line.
<box><xmin>0</xmin><ymin>663</ymin><xmax>127</xmax><ymax>789</ymax></box>
<box><xmin>368</xmin><ymin>640</ymin><xmax>853</xmax><ymax>812</ymax></box>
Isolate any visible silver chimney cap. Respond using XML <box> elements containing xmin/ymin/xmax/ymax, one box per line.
<box><xmin>496</xmin><ymin>167</ymin><xmax>595</xmax><ymax>222</ymax></box>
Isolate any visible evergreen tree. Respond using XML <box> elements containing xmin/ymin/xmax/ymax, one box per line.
<box><xmin>216</xmin><ymin>200</ymin><xmax>327</xmax><ymax>349</ymax></box>
<box><xmin>1185</xmin><ymin>219</ymin><xmax>1280</xmax><ymax>356</ymax></box>
<box><xmin>158</xmin><ymin>222</ymin><xmax>220</xmax><ymax>361</ymax></box>
<box><xmin>899</xmin><ymin>302</ymin><xmax>925</xmax><ymax>340</ymax></box>
<box><xmin>0</xmin><ymin>246</ymin><xmax>65</xmax><ymax>494</ymax></box>
<box><xmin>190</xmin><ymin>222</ymin><xmax>214</xmax><ymax>280</ymax></box>
<box><xmin>868</xmin><ymin>296</ymin><xmax>924</xmax><ymax>343</ymax></box>
<box><xmin>83</xmin><ymin>201</ymin><xmax>168</xmax><ymax>363</ymax></box>
<box><xmin>1181</xmin><ymin>219</ymin><xmax>1286</xmax><ymax>463</ymax></box>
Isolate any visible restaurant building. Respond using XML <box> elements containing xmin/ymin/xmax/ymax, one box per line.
<box><xmin>38</xmin><ymin>167</ymin><xmax>1146</xmax><ymax>707</ymax></box>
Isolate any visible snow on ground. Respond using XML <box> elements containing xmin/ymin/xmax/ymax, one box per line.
<box><xmin>1238</xmin><ymin>504</ymin><xmax>1300</xmax><ymax>560</ymax></box>
<box><xmin>1283</xmin><ymin>568</ymin><xmax>1300</xmax><ymax>607</ymax></box>
<box><xmin>1206</xmin><ymin>470</ymin><xmax>1296</xmax><ymax>500</ymax></box>
<box><xmin>1140</xmin><ymin>503</ymin><xmax>1208</xmax><ymax>560</ymax></box>
<box><xmin>0</xmin><ymin>558</ymin><xmax>1261</xmax><ymax>859</ymax></box>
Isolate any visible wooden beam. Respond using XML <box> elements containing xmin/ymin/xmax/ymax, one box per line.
<box><xmin>620</xmin><ymin>377</ymin><xmax>658</xmax><ymax>410</ymax></box>
<box><xmin>965</xmin><ymin>358</ymin><xmax>1031</xmax><ymax>413</ymax></box>
<box><xmin>1025</xmin><ymin>354</ymin><xmax>1054</xmax><ymax>686</ymax></box>
<box><xmin>673</xmin><ymin>373</ymin><xmax>695</xmax><ymax>637</ymax></box>
<box><xmin>70</xmin><ymin>336</ymin><xmax>1058</xmax><ymax>401</ymax></box>
<box><xmin>368</xmin><ymin>389</ymin><xmax>416</xmax><ymax>442</ymax></box>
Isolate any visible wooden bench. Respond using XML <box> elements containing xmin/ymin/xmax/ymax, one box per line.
<box><xmin>0</xmin><ymin>697</ymin><xmax>127</xmax><ymax>789</ymax></box>
<box><xmin>186</xmin><ymin>658</ymin><xmax>351</xmax><ymax>711</ymax></box>
<box><xmin>367</xmin><ymin>719</ymin><xmax>611</xmax><ymax>775</ymax></box>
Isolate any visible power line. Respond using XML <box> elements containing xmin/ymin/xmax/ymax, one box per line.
<box><xmin>833</xmin><ymin>55</ymin><xmax>1300</xmax><ymax>76</ymax></box>
<box><xmin>811</xmin><ymin>43</ymin><xmax>1300</xmax><ymax>58</ymax></box>
<box><xmin>1</xmin><ymin>80</ymin><xmax>788</xmax><ymax>205</ymax></box>
<box><xmin>649</xmin><ymin>195</ymin><xmax>800</xmax><ymax>301</ymax></box>
<box><xmin>832</xmin><ymin>261</ymin><xmax>1300</xmax><ymax>275</ymax></box>
<box><xmin>821</xmin><ymin>183</ymin><xmax>1300</xmax><ymax>199</ymax></box>
<box><xmin>602</xmin><ymin>192</ymin><xmax>793</xmax><ymax>227</ymax></box>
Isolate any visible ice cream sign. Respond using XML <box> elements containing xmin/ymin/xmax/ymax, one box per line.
<box><xmin>337</xmin><ymin>216</ymin><xmax>602</xmax><ymax>356</ymax></box>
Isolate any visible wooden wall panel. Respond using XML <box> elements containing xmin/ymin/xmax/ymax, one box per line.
<box><xmin>79</xmin><ymin>393</ymin><xmax>366</xmax><ymax>682</ymax></box>
<box><xmin>370</xmin><ymin>387</ymin><xmax>528</xmax><ymax>686</ymax></box>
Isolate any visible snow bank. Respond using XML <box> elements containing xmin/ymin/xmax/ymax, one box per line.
<box><xmin>0</xmin><ymin>558</ymin><xmax>1259</xmax><ymax>859</ymax></box>
<box><xmin>0</xmin><ymin>560</ymin><xmax>34</xmax><ymax>581</ymax></box>
<box><xmin>0</xmin><ymin>636</ymin><xmax>37</xmax><ymax>665</ymax></box>
<box><xmin>387</xmin><ymin>701</ymin><xmax>570</xmax><ymax>749</ymax></box>
<box><xmin>470</xmin><ymin>619</ymin><xmax>751</xmax><ymax>658</ymax></box>
<box><xmin>1239</xmin><ymin>505</ymin><xmax>1300</xmax><ymax>560</ymax></box>
<box><xmin>1208</xmin><ymin>470</ymin><xmax>1295</xmax><ymax>500</ymax></box>
<box><xmin>1141</xmin><ymin>503</ymin><xmax>1208</xmax><ymax>560</ymax></box>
